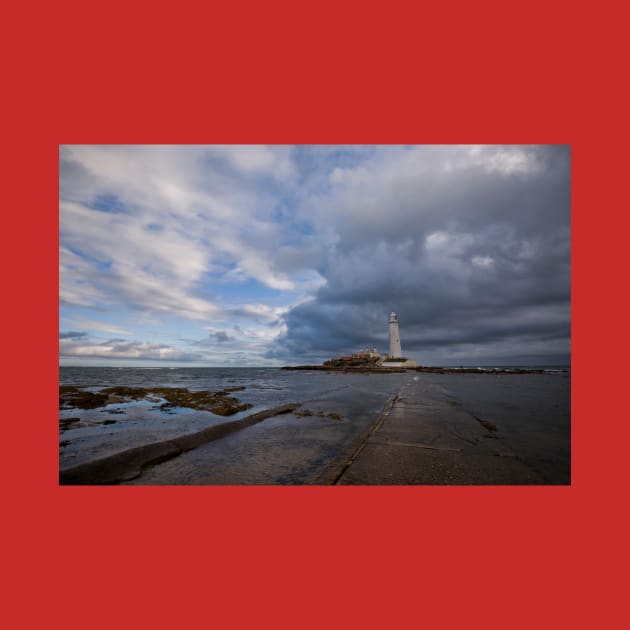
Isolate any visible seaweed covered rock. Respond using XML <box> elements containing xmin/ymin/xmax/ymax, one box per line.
<box><xmin>59</xmin><ymin>385</ymin><xmax>253</xmax><ymax>416</ymax></box>
<box><xmin>59</xmin><ymin>387</ymin><xmax>110</xmax><ymax>409</ymax></box>
<box><xmin>156</xmin><ymin>388</ymin><xmax>253</xmax><ymax>415</ymax></box>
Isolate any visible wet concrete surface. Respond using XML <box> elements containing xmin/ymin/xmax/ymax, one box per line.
<box><xmin>122</xmin><ymin>376</ymin><xmax>405</xmax><ymax>485</ymax></box>
<box><xmin>60</xmin><ymin>404</ymin><xmax>300</xmax><ymax>485</ymax></box>
<box><xmin>336</xmin><ymin>378</ymin><xmax>560</xmax><ymax>485</ymax></box>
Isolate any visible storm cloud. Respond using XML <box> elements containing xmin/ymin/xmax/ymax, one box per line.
<box><xmin>59</xmin><ymin>331</ymin><xmax>87</xmax><ymax>339</ymax></box>
<box><xmin>270</xmin><ymin>145</ymin><xmax>570</xmax><ymax>365</ymax></box>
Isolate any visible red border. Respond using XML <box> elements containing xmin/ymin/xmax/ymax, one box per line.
<box><xmin>5</xmin><ymin>1</ymin><xmax>626</xmax><ymax>628</ymax></box>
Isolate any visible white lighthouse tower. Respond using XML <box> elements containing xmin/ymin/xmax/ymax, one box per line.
<box><xmin>389</xmin><ymin>311</ymin><xmax>402</xmax><ymax>358</ymax></box>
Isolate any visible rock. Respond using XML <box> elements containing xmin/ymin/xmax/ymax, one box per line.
<box><xmin>208</xmin><ymin>402</ymin><xmax>254</xmax><ymax>416</ymax></box>
<box><xmin>59</xmin><ymin>417</ymin><xmax>82</xmax><ymax>432</ymax></box>
<box><xmin>294</xmin><ymin>408</ymin><xmax>313</xmax><ymax>417</ymax></box>
<box><xmin>59</xmin><ymin>389</ymin><xmax>109</xmax><ymax>409</ymax></box>
<box><xmin>59</xmin><ymin>385</ymin><xmax>254</xmax><ymax>416</ymax></box>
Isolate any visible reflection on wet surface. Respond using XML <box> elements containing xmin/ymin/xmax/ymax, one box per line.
<box><xmin>59</xmin><ymin>368</ymin><xmax>570</xmax><ymax>485</ymax></box>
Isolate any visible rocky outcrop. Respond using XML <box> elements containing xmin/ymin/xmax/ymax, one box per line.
<box><xmin>323</xmin><ymin>356</ymin><xmax>381</xmax><ymax>368</ymax></box>
<box><xmin>59</xmin><ymin>385</ymin><xmax>253</xmax><ymax>416</ymax></box>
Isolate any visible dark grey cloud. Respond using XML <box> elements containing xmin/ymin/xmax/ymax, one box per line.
<box><xmin>59</xmin><ymin>331</ymin><xmax>87</xmax><ymax>339</ymax></box>
<box><xmin>211</xmin><ymin>331</ymin><xmax>233</xmax><ymax>343</ymax></box>
<box><xmin>270</xmin><ymin>145</ymin><xmax>571</xmax><ymax>365</ymax></box>
<box><xmin>191</xmin><ymin>331</ymin><xmax>237</xmax><ymax>348</ymax></box>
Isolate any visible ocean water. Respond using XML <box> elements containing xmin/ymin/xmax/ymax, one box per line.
<box><xmin>59</xmin><ymin>366</ymin><xmax>570</xmax><ymax>484</ymax></box>
<box><xmin>59</xmin><ymin>366</ymin><xmax>408</xmax><ymax>412</ymax></box>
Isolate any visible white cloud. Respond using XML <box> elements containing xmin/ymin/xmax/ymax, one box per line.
<box><xmin>59</xmin><ymin>337</ymin><xmax>202</xmax><ymax>361</ymax></box>
<box><xmin>59</xmin><ymin>247</ymin><xmax>110</xmax><ymax>308</ymax></box>
<box><xmin>471</xmin><ymin>255</ymin><xmax>494</xmax><ymax>268</ymax></box>
<box><xmin>329</xmin><ymin>166</ymin><xmax>369</xmax><ymax>185</ymax></box>
<box><xmin>62</xmin><ymin>317</ymin><xmax>132</xmax><ymax>336</ymax></box>
<box><xmin>59</xmin><ymin>146</ymin><xmax>313</xmax><ymax>323</ymax></box>
<box><xmin>210</xmin><ymin>145</ymin><xmax>295</xmax><ymax>179</ymax></box>
<box><xmin>472</xmin><ymin>146</ymin><xmax>539</xmax><ymax>175</ymax></box>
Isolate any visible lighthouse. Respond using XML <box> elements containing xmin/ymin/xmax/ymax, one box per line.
<box><xmin>389</xmin><ymin>311</ymin><xmax>402</xmax><ymax>358</ymax></box>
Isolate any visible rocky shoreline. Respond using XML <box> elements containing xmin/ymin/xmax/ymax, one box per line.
<box><xmin>60</xmin><ymin>385</ymin><xmax>253</xmax><ymax>415</ymax></box>
<box><xmin>59</xmin><ymin>384</ymin><xmax>263</xmax><ymax>482</ymax></box>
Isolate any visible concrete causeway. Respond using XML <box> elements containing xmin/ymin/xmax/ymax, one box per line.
<box><xmin>333</xmin><ymin>377</ymin><xmax>545</xmax><ymax>485</ymax></box>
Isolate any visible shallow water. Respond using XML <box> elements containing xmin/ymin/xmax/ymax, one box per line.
<box><xmin>59</xmin><ymin>368</ymin><xmax>408</xmax><ymax>473</ymax></box>
<box><xmin>59</xmin><ymin>366</ymin><xmax>390</xmax><ymax>410</ymax></box>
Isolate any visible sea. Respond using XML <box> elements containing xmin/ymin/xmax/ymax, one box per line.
<box><xmin>59</xmin><ymin>366</ymin><xmax>571</xmax><ymax>484</ymax></box>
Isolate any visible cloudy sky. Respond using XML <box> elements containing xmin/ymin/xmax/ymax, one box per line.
<box><xmin>59</xmin><ymin>145</ymin><xmax>570</xmax><ymax>367</ymax></box>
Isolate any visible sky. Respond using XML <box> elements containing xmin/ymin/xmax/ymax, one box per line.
<box><xmin>59</xmin><ymin>145</ymin><xmax>571</xmax><ymax>367</ymax></box>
